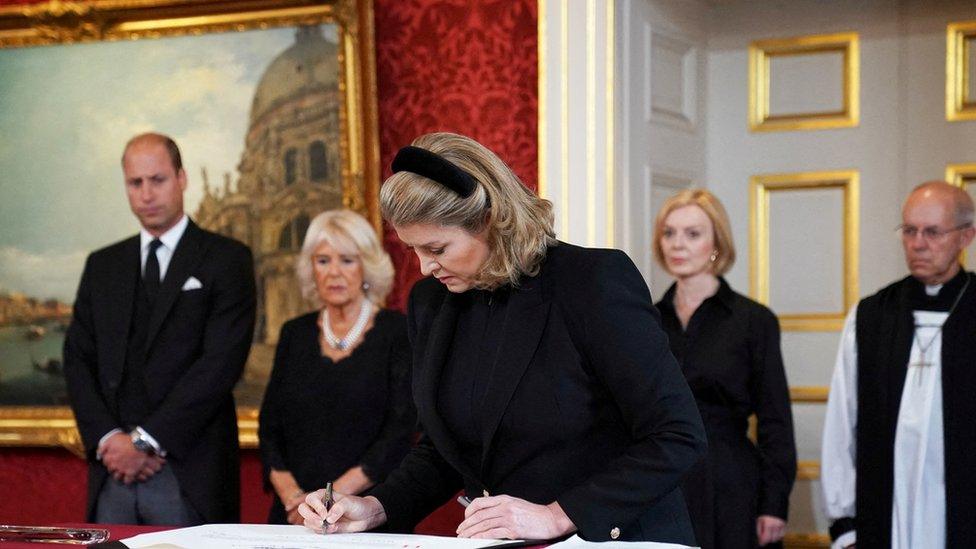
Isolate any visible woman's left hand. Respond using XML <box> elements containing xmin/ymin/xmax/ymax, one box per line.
<box><xmin>456</xmin><ymin>495</ymin><xmax>576</xmax><ymax>540</ymax></box>
<box><xmin>283</xmin><ymin>491</ymin><xmax>306</xmax><ymax>525</ymax></box>
<box><xmin>756</xmin><ymin>515</ymin><xmax>786</xmax><ymax>546</ymax></box>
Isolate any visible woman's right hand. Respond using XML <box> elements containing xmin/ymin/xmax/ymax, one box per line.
<box><xmin>298</xmin><ymin>490</ymin><xmax>387</xmax><ymax>534</ymax></box>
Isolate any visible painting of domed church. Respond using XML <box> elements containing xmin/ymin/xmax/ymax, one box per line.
<box><xmin>194</xmin><ymin>25</ymin><xmax>347</xmax><ymax>401</ymax></box>
<box><xmin>0</xmin><ymin>13</ymin><xmax>379</xmax><ymax>412</ymax></box>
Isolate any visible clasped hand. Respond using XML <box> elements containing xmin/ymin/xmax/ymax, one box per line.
<box><xmin>98</xmin><ymin>432</ymin><xmax>165</xmax><ymax>484</ymax></box>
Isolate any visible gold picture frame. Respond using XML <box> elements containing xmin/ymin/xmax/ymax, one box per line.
<box><xmin>945</xmin><ymin>162</ymin><xmax>976</xmax><ymax>188</ymax></box>
<box><xmin>748</xmin><ymin>32</ymin><xmax>859</xmax><ymax>132</ymax></box>
<box><xmin>946</xmin><ymin>21</ymin><xmax>976</xmax><ymax>122</ymax></box>
<box><xmin>790</xmin><ymin>386</ymin><xmax>829</xmax><ymax>404</ymax></box>
<box><xmin>946</xmin><ymin>163</ymin><xmax>976</xmax><ymax>265</ymax></box>
<box><xmin>0</xmin><ymin>0</ymin><xmax>379</xmax><ymax>453</ymax></box>
<box><xmin>750</xmin><ymin>170</ymin><xmax>860</xmax><ymax>331</ymax></box>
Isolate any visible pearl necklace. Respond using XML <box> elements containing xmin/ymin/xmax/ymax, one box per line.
<box><xmin>321</xmin><ymin>299</ymin><xmax>372</xmax><ymax>351</ymax></box>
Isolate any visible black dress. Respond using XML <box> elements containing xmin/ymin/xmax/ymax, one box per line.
<box><xmin>656</xmin><ymin>278</ymin><xmax>796</xmax><ymax>549</ymax></box>
<box><xmin>258</xmin><ymin>309</ymin><xmax>415</xmax><ymax>524</ymax></box>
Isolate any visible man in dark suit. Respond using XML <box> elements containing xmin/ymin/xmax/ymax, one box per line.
<box><xmin>64</xmin><ymin>132</ymin><xmax>256</xmax><ymax>525</ymax></box>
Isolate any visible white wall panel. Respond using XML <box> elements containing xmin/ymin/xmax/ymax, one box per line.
<box><xmin>768</xmin><ymin>52</ymin><xmax>845</xmax><ymax>116</ymax></box>
<box><xmin>781</xmin><ymin>331</ymin><xmax>843</xmax><ymax>387</ymax></box>
<box><xmin>768</xmin><ymin>188</ymin><xmax>845</xmax><ymax>315</ymax></box>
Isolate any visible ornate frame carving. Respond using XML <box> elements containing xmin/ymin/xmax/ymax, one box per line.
<box><xmin>0</xmin><ymin>0</ymin><xmax>379</xmax><ymax>452</ymax></box>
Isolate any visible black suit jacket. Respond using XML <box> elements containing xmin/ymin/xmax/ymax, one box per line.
<box><xmin>64</xmin><ymin>220</ymin><xmax>256</xmax><ymax>522</ymax></box>
<box><xmin>371</xmin><ymin>243</ymin><xmax>706</xmax><ymax>543</ymax></box>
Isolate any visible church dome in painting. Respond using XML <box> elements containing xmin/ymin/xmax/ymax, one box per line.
<box><xmin>250</xmin><ymin>25</ymin><xmax>339</xmax><ymax>124</ymax></box>
<box><xmin>195</xmin><ymin>22</ymin><xmax>343</xmax><ymax>360</ymax></box>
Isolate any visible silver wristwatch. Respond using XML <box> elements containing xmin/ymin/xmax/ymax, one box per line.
<box><xmin>130</xmin><ymin>429</ymin><xmax>155</xmax><ymax>454</ymax></box>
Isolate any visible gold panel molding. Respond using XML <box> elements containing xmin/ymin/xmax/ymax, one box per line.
<box><xmin>750</xmin><ymin>170</ymin><xmax>860</xmax><ymax>331</ymax></box>
<box><xmin>946</xmin><ymin>21</ymin><xmax>976</xmax><ymax>122</ymax></box>
<box><xmin>946</xmin><ymin>162</ymin><xmax>976</xmax><ymax>188</ymax></box>
<box><xmin>946</xmin><ymin>163</ymin><xmax>976</xmax><ymax>264</ymax></box>
<box><xmin>797</xmin><ymin>459</ymin><xmax>821</xmax><ymax>481</ymax></box>
<box><xmin>537</xmin><ymin>0</ymin><xmax>615</xmax><ymax>246</ymax></box>
<box><xmin>784</xmin><ymin>533</ymin><xmax>830</xmax><ymax>548</ymax></box>
<box><xmin>790</xmin><ymin>386</ymin><xmax>829</xmax><ymax>403</ymax></box>
<box><xmin>749</xmin><ymin>32</ymin><xmax>859</xmax><ymax>132</ymax></box>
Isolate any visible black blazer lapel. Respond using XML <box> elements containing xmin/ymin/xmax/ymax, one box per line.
<box><xmin>145</xmin><ymin>221</ymin><xmax>205</xmax><ymax>350</ymax></box>
<box><xmin>103</xmin><ymin>237</ymin><xmax>140</xmax><ymax>383</ymax></box>
<box><xmin>414</xmin><ymin>291</ymin><xmax>481</xmax><ymax>483</ymax></box>
<box><xmin>479</xmin><ymin>277</ymin><xmax>551</xmax><ymax>475</ymax></box>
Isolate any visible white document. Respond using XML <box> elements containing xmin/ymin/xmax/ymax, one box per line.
<box><xmin>121</xmin><ymin>524</ymin><xmax>524</xmax><ymax>549</ymax></box>
<box><xmin>547</xmin><ymin>534</ymin><xmax>697</xmax><ymax>549</ymax></box>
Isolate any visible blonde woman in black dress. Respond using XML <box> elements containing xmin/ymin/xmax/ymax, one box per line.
<box><xmin>653</xmin><ymin>189</ymin><xmax>796</xmax><ymax>548</ymax></box>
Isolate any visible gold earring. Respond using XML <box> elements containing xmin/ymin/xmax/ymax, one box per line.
<box><xmin>709</xmin><ymin>251</ymin><xmax>718</xmax><ymax>262</ymax></box>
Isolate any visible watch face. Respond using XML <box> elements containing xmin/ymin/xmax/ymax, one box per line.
<box><xmin>132</xmin><ymin>437</ymin><xmax>152</xmax><ymax>453</ymax></box>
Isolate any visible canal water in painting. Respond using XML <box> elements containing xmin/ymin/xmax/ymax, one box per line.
<box><xmin>0</xmin><ymin>323</ymin><xmax>69</xmax><ymax>405</ymax></box>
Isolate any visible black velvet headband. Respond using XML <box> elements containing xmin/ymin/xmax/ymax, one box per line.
<box><xmin>391</xmin><ymin>145</ymin><xmax>480</xmax><ymax>199</ymax></box>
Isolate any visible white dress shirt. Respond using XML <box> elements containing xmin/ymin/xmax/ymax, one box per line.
<box><xmin>139</xmin><ymin>214</ymin><xmax>189</xmax><ymax>281</ymax></box>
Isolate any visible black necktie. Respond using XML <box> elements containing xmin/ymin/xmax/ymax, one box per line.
<box><xmin>144</xmin><ymin>239</ymin><xmax>163</xmax><ymax>303</ymax></box>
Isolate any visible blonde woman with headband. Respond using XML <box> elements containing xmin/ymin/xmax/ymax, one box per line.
<box><xmin>258</xmin><ymin>209</ymin><xmax>414</xmax><ymax>525</ymax></box>
<box><xmin>653</xmin><ymin>189</ymin><xmax>796</xmax><ymax>548</ymax></box>
<box><xmin>298</xmin><ymin>133</ymin><xmax>706</xmax><ymax>544</ymax></box>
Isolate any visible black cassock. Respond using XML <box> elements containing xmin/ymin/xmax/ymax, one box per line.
<box><xmin>836</xmin><ymin>270</ymin><xmax>976</xmax><ymax>548</ymax></box>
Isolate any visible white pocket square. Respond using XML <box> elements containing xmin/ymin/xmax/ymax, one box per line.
<box><xmin>181</xmin><ymin>276</ymin><xmax>203</xmax><ymax>291</ymax></box>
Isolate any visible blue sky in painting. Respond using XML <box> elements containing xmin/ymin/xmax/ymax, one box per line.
<box><xmin>0</xmin><ymin>25</ymin><xmax>337</xmax><ymax>301</ymax></box>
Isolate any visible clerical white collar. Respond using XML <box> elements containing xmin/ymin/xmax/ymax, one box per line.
<box><xmin>140</xmin><ymin>214</ymin><xmax>189</xmax><ymax>252</ymax></box>
<box><xmin>924</xmin><ymin>283</ymin><xmax>943</xmax><ymax>297</ymax></box>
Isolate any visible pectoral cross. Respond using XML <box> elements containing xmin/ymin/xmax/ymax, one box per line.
<box><xmin>911</xmin><ymin>322</ymin><xmax>942</xmax><ymax>385</ymax></box>
<box><xmin>910</xmin><ymin>353</ymin><xmax>934</xmax><ymax>386</ymax></box>
<box><xmin>910</xmin><ymin>357</ymin><xmax>933</xmax><ymax>369</ymax></box>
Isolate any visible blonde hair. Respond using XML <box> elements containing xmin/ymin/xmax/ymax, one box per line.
<box><xmin>652</xmin><ymin>188</ymin><xmax>736</xmax><ymax>276</ymax></box>
<box><xmin>296</xmin><ymin>209</ymin><xmax>394</xmax><ymax>306</ymax></box>
<box><xmin>380</xmin><ymin>132</ymin><xmax>556</xmax><ymax>289</ymax></box>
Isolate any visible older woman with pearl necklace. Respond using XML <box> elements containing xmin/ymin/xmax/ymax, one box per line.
<box><xmin>258</xmin><ymin>209</ymin><xmax>414</xmax><ymax>525</ymax></box>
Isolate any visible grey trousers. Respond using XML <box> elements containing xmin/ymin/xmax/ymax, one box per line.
<box><xmin>95</xmin><ymin>464</ymin><xmax>202</xmax><ymax>526</ymax></box>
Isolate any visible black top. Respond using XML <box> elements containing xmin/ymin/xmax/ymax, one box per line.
<box><xmin>258</xmin><ymin>309</ymin><xmax>415</xmax><ymax>522</ymax></box>
<box><xmin>370</xmin><ymin>243</ymin><xmax>706</xmax><ymax>543</ymax></box>
<box><xmin>438</xmin><ymin>288</ymin><xmax>509</xmax><ymax>472</ymax></box>
<box><xmin>656</xmin><ymin>278</ymin><xmax>796</xmax><ymax>519</ymax></box>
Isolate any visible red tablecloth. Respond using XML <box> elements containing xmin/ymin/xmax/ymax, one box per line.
<box><xmin>0</xmin><ymin>523</ymin><xmax>169</xmax><ymax>548</ymax></box>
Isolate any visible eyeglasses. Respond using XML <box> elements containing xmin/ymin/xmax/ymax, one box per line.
<box><xmin>896</xmin><ymin>223</ymin><xmax>972</xmax><ymax>241</ymax></box>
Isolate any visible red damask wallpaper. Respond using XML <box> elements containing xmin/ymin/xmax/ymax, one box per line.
<box><xmin>0</xmin><ymin>0</ymin><xmax>537</xmax><ymax>528</ymax></box>
<box><xmin>375</xmin><ymin>0</ymin><xmax>539</xmax><ymax>310</ymax></box>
